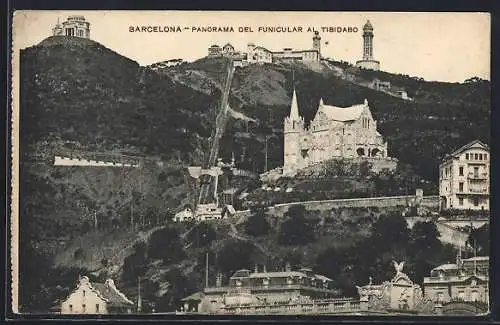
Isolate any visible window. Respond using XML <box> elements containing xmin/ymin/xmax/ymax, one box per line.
<box><xmin>82</xmin><ymin>304</ymin><xmax>86</xmax><ymax>313</ymax></box>
<box><xmin>69</xmin><ymin>304</ymin><xmax>73</xmax><ymax>312</ymax></box>
<box><xmin>459</xmin><ymin>198</ymin><xmax>464</xmax><ymax>205</ymax></box>
<box><xmin>474</xmin><ymin>197</ymin><xmax>479</xmax><ymax>206</ymax></box>
<box><xmin>459</xmin><ymin>167</ymin><xmax>464</xmax><ymax>176</ymax></box>
<box><xmin>484</xmin><ymin>154</ymin><xmax>488</xmax><ymax>160</ymax></box>
<box><xmin>475</xmin><ymin>153</ymin><xmax>478</xmax><ymax>160</ymax></box>
<box><xmin>479</xmin><ymin>153</ymin><xmax>483</xmax><ymax>160</ymax></box>
<box><xmin>458</xmin><ymin>291</ymin><xmax>465</xmax><ymax>300</ymax></box>
<box><xmin>82</xmin><ymin>290</ymin><xmax>86</xmax><ymax>297</ymax></box>
<box><xmin>474</xmin><ymin>167</ymin><xmax>479</xmax><ymax>177</ymax></box>
<box><xmin>472</xmin><ymin>291</ymin><xmax>479</xmax><ymax>301</ymax></box>
<box><xmin>96</xmin><ymin>304</ymin><xmax>100</xmax><ymax>313</ymax></box>
<box><xmin>459</xmin><ymin>182</ymin><xmax>464</xmax><ymax>192</ymax></box>
<box><xmin>466</xmin><ymin>153</ymin><xmax>469</xmax><ymax>160</ymax></box>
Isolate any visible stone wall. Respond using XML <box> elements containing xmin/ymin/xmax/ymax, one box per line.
<box><xmin>434</xmin><ymin>221</ymin><xmax>469</xmax><ymax>247</ymax></box>
<box><xmin>54</xmin><ymin>156</ymin><xmax>139</xmax><ymax>168</ymax></box>
<box><xmin>235</xmin><ymin>192</ymin><xmax>439</xmax><ymax>218</ymax></box>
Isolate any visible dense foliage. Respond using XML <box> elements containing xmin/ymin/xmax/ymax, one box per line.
<box><xmin>278</xmin><ymin>205</ymin><xmax>317</xmax><ymax>246</ymax></box>
<box><xmin>315</xmin><ymin>215</ymin><xmax>456</xmax><ymax>296</ymax></box>
<box><xmin>244</xmin><ymin>205</ymin><xmax>271</xmax><ymax>237</ymax></box>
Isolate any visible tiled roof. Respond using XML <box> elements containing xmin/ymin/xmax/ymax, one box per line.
<box><xmin>181</xmin><ymin>291</ymin><xmax>205</xmax><ymax>302</ymax></box>
<box><xmin>320</xmin><ymin>103</ymin><xmax>366</xmax><ymax>122</ymax></box>
<box><xmin>250</xmin><ymin>271</ymin><xmax>307</xmax><ymax>278</ymax></box>
<box><xmin>432</xmin><ymin>263</ymin><xmax>458</xmax><ymax>271</ymax></box>
<box><xmin>449</xmin><ymin>140</ymin><xmax>489</xmax><ymax>157</ymax></box>
<box><xmin>90</xmin><ymin>281</ymin><xmax>134</xmax><ymax>308</ymax></box>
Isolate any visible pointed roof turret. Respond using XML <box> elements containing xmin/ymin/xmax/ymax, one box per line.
<box><xmin>289</xmin><ymin>88</ymin><xmax>300</xmax><ymax>121</ymax></box>
<box><xmin>363</xmin><ymin>20</ymin><xmax>373</xmax><ymax>32</ymax></box>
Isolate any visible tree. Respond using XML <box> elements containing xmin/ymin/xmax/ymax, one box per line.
<box><xmin>370</xmin><ymin>213</ymin><xmax>410</xmax><ymax>250</ymax></box>
<box><xmin>187</xmin><ymin>222</ymin><xmax>217</xmax><ymax>248</ymax></box>
<box><xmin>156</xmin><ymin>268</ymin><xmax>197</xmax><ymax>312</ymax></box>
<box><xmin>244</xmin><ymin>206</ymin><xmax>271</xmax><ymax>237</ymax></box>
<box><xmin>148</xmin><ymin>226</ymin><xmax>185</xmax><ymax>265</ymax></box>
<box><xmin>122</xmin><ymin>241</ymin><xmax>149</xmax><ymax>283</ymax></box>
<box><xmin>278</xmin><ymin>205</ymin><xmax>315</xmax><ymax>246</ymax></box>
<box><xmin>467</xmin><ymin>224</ymin><xmax>489</xmax><ymax>255</ymax></box>
<box><xmin>216</xmin><ymin>240</ymin><xmax>258</xmax><ymax>275</ymax></box>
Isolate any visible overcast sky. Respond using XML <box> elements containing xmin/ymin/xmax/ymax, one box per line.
<box><xmin>13</xmin><ymin>11</ymin><xmax>490</xmax><ymax>83</ymax></box>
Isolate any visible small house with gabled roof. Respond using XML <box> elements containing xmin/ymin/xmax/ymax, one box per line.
<box><xmin>60</xmin><ymin>276</ymin><xmax>134</xmax><ymax>314</ymax></box>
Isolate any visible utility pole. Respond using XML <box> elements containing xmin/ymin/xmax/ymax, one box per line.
<box><xmin>137</xmin><ymin>276</ymin><xmax>142</xmax><ymax>313</ymax></box>
<box><xmin>205</xmin><ymin>251</ymin><xmax>209</xmax><ymax>288</ymax></box>
<box><xmin>264</xmin><ymin>136</ymin><xmax>269</xmax><ymax>173</ymax></box>
<box><xmin>474</xmin><ymin>238</ymin><xmax>477</xmax><ymax>276</ymax></box>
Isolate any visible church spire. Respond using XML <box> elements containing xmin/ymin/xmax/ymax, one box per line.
<box><xmin>289</xmin><ymin>88</ymin><xmax>300</xmax><ymax>121</ymax></box>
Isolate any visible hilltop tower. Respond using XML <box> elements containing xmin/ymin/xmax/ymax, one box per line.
<box><xmin>362</xmin><ymin>20</ymin><xmax>374</xmax><ymax>60</ymax></box>
<box><xmin>312</xmin><ymin>31</ymin><xmax>322</xmax><ymax>58</ymax></box>
<box><xmin>355</xmin><ymin>20</ymin><xmax>380</xmax><ymax>71</ymax></box>
<box><xmin>52</xmin><ymin>17</ymin><xmax>63</xmax><ymax>36</ymax></box>
<box><xmin>283</xmin><ymin>88</ymin><xmax>305</xmax><ymax>174</ymax></box>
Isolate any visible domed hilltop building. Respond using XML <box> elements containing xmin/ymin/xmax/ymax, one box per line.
<box><xmin>282</xmin><ymin>89</ymin><xmax>397</xmax><ymax>175</ymax></box>
<box><xmin>52</xmin><ymin>15</ymin><xmax>91</xmax><ymax>38</ymax></box>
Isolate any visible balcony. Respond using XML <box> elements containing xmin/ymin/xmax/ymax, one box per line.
<box><xmin>204</xmin><ymin>284</ymin><xmax>339</xmax><ymax>295</ymax></box>
<box><xmin>468</xmin><ymin>172</ymin><xmax>488</xmax><ymax>180</ymax></box>
<box><xmin>469</xmin><ymin>188</ymin><xmax>489</xmax><ymax>195</ymax></box>
<box><xmin>219</xmin><ymin>298</ymin><xmax>361</xmax><ymax>315</ymax></box>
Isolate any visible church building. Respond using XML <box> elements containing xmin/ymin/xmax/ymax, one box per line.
<box><xmin>283</xmin><ymin>89</ymin><xmax>395</xmax><ymax>174</ymax></box>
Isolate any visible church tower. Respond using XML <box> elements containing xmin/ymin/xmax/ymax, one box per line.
<box><xmin>283</xmin><ymin>88</ymin><xmax>304</xmax><ymax>174</ymax></box>
<box><xmin>312</xmin><ymin>31</ymin><xmax>321</xmax><ymax>58</ymax></box>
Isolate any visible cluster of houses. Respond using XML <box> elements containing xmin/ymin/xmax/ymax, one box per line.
<box><xmin>207</xmin><ymin>31</ymin><xmax>322</xmax><ymax>67</ymax></box>
<box><xmin>58</xmin><ymin>254</ymin><xmax>488</xmax><ymax>315</ymax></box>
<box><xmin>148</xmin><ymin>59</ymin><xmax>184</xmax><ymax>71</ymax></box>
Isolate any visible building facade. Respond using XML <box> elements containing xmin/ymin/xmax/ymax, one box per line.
<box><xmin>439</xmin><ymin>140</ymin><xmax>490</xmax><ymax>211</ymax></box>
<box><xmin>283</xmin><ymin>89</ymin><xmax>394</xmax><ymax>174</ymax></box>
<box><xmin>208</xmin><ymin>44</ymin><xmax>222</xmax><ymax>57</ymax></box>
<box><xmin>355</xmin><ymin>20</ymin><xmax>380</xmax><ymax>71</ymax></box>
<box><xmin>180</xmin><ymin>261</ymin><xmax>440</xmax><ymax>315</ymax></box>
<box><xmin>60</xmin><ymin>276</ymin><xmax>134</xmax><ymax>314</ymax></box>
<box><xmin>423</xmin><ymin>255</ymin><xmax>489</xmax><ymax>305</ymax></box>
<box><xmin>182</xmin><ymin>264</ymin><xmax>340</xmax><ymax>314</ymax></box>
<box><xmin>207</xmin><ymin>33</ymin><xmax>321</xmax><ymax>65</ymax></box>
<box><xmin>53</xmin><ymin>16</ymin><xmax>91</xmax><ymax>38</ymax></box>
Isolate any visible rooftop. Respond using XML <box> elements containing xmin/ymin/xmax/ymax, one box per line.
<box><xmin>319</xmin><ymin>100</ymin><xmax>368</xmax><ymax>122</ymax></box>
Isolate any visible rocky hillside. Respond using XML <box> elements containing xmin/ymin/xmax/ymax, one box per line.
<box><xmin>157</xmin><ymin>57</ymin><xmax>490</xmax><ymax>181</ymax></box>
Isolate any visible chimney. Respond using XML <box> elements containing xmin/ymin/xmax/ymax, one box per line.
<box><xmin>254</xmin><ymin>264</ymin><xmax>258</xmax><ymax>273</ymax></box>
<box><xmin>263</xmin><ymin>265</ymin><xmax>267</xmax><ymax>273</ymax></box>
<box><xmin>285</xmin><ymin>262</ymin><xmax>291</xmax><ymax>272</ymax></box>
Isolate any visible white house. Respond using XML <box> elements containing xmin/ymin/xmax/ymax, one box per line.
<box><xmin>439</xmin><ymin>140</ymin><xmax>490</xmax><ymax>211</ymax></box>
<box><xmin>60</xmin><ymin>276</ymin><xmax>134</xmax><ymax>314</ymax></box>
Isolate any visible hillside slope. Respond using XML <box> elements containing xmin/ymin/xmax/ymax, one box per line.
<box><xmin>158</xmin><ymin>58</ymin><xmax>490</xmax><ymax>180</ymax></box>
<box><xmin>21</xmin><ymin>36</ymin><xmax>218</xmax><ymax>159</ymax></box>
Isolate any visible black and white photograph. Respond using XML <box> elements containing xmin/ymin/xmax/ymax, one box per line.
<box><xmin>10</xmin><ymin>11</ymin><xmax>491</xmax><ymax>317</ymax></box>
